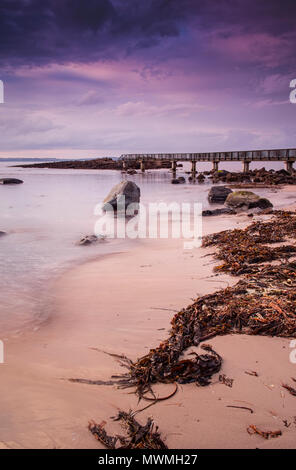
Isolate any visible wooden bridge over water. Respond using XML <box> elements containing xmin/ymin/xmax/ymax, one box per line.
<box><xmin>120</xmin><ymin>148</ymin><xmax>296</xmax><ymax>175</ymax></box>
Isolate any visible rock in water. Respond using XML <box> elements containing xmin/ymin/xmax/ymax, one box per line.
<box><xmin>0</xmin><ymin>178</ymin><xmax>23</xmax><ymax>185</ymax></box>
<box><xmin>78</xmin><ymin>234</ymin><xmax>107</xmax><ymax>246</ymax></box>
<box><xmin>208</xmin><ymin>186</ymin><xmax>232</xmax><ymax>203</ymax></box>
<box><xmin>0</xmin><ymin>231</ymin><xmax>6</xmax><ymax>237</ymax></box>
<box><xmin>102</xmin><ymin>181</ymin><xmax>140</xmax><ymax>211</ymax></box>
<box><xmin>225</xmin><ymin>191</ymin><xmax>273</xmax><ymax>210</ymax></box>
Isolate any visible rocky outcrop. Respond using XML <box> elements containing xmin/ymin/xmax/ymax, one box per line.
<box><xmin>15</xmin><ymin>158</ymin><xmax>171</xmax><ymax>171</ymax></box>
<box><xmin>225</xmin><ymin>191</ymin><xmax>273</xmax><ymax>210</ymax></box>
<box><xmin>102</xmin><ymin>181</ymin><xmax>140</xmax><ymax>211</ymax></box>
<box><xmin>0</xmin><ymin>178</ymin><xmax>23</xmax><ymax>184</ymax></box>
<box><xmin>208</xmin><ymin>186</ymin><xmax>232</xmax><ymax>203</ymax></box>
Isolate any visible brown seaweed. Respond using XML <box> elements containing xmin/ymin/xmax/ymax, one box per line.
<box><xmin>89</xmin><ymin>411</ymin><xmax>167</xmax><ymax>449</ymax></box>
<box><xmin>247</xmin><ymin>425</ymin><xmax>282</xmax><ymax>439</ymax></box>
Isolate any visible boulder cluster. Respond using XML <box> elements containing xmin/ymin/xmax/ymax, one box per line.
<box><xmin>203</xmin><ymin>186</ymin><xmax>273</xmax><ymax>216</ymax></box>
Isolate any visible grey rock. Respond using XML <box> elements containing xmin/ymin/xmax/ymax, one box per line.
<box><xmin>177</xmin><ymin>176</ymin><xmax>186</xmax><ymax>183</ymax></box>
<box><xmin>78</xmin><ymin>234</ymin><xmax>106</xmax><ymax>246</ymax></box>
<box><xmin>0</xmin><ymin>231</ymin><xmax>6</xmax><ymax>237</ymax></box>
<box><xmin>208</xmin><ymin>185</ymin><xmax>232</xmax><ymax>203</ymax></box>
<box><xmin>102</xmin><ymin>181</ymin><xmax>140</xmax><ymax>211</ymax></box>
<box><xmin>0</xmin><ymin>178</ymin><xmax>23</xmax><ymax>185</ymax></box>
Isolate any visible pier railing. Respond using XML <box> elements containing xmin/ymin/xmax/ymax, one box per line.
<box><xmin>120</xmin><ymin>148</ymin><xmax>296</xmax><ymax>173</ymax></box>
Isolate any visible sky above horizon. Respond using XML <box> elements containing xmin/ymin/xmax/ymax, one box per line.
<box><xmin>0</xmin><ymin>0</ymin><xmax>296</xmax><ymax>158</ymax></box>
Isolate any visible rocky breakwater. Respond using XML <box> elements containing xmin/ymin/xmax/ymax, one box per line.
<box><xmin>207</xmin><ymin>168</ymin><xmax>296</xmax><ymax>185</ymax></box>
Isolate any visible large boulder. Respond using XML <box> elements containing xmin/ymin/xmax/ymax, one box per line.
<box><xmin>0</xmin><ymin>178</ymin><xmax>23</xmax><ymax>185</ymax></box>
<box><xmin>102</xmin><ymin>181</ymin><xmax>140</xmax><ymax>211</ymax></box>
<box><xmin>225</xmin><ymin>191</ymin><xmax>273</xmax><ymax>210</ymax></box>
<box><xmin>208</xmin><ymin>186</ymin><xmax>233</xmax><ymax>203</ymax></box>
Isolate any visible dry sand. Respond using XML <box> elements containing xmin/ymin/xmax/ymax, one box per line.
<box><xmin>0</xmin><ymin>212</ymin><xmax>295</xmax><ymax>449</ymax></box>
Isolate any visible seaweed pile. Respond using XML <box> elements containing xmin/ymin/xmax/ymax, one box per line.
<box><xmin>89</xmin><ymin>411</ymin><xmax>167</xmax><ymax>449</ymax></box>
<box><xmin>109</xmin><ymin>211</ymin><xmax>296</xmax><ymax>399</ymax></box>
<box><xmin>203</xmin><ymin>210</ymin><xmax>296</xmax><ymax>274</ymax></box>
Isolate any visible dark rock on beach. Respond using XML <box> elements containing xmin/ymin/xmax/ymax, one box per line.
<box><xmin>202</xmin><ymin>208</ymin><xmax>235</xmax><ymax>217</ymax></box>
<box><xmin>171</xmin><ymin>176</ymin><xmax>186</xmax><ymax>184</ymax></box>
<box><xmin>0</xmin><ymin>231</ymin><xmax>6</xmax><ymax>237</ymax></box>
<box><xmin>0</xmin><ymin>178</ymin><xmax>23</xmax><ymax>185</ymax></box>
<box><xmin>208</xmin><ymin>186</ymin><xmax>232</xmax><ymax>203</ymax></box>
<box><xmin>102</xmin><ymin>181</ymin><xmax>140</xmax><ymax>211</ymax></box>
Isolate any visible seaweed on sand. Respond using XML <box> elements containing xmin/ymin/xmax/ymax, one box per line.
<box><xmin>70</xmin><ymin>212</ymin><xmax>296</xmax><ymax>448</ymax></box>
<box><xmin>89</xmin><ymin>410</ymin><xmax>167</xmax><ymax>449</ymax></box>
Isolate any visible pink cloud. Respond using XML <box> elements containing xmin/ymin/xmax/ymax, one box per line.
<box><xmin>209</xmin><ymin>30</ymin><xmax>295</xmax><ymax>67</ymax></box>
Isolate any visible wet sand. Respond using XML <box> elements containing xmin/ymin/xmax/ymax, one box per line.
<box><xmin>0</xmin><ymin>210</ymin><xmax>296</xmax><ymax>449</ymax></box>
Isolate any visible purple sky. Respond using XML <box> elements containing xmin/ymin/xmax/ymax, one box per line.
<box><xmin>0</xmin><ymin>0</ymin><xmax>296</xmax><ymax>158</ymax></box>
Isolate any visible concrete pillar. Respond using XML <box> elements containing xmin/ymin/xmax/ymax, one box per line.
<box><xmin>212</xmin><ymin>161</ymin><xmax>219</xmax><ymax>172</ymax></box>
<box><xmin>122</xmin><ymin>160</ymin><xmax>127</xmax><ymax>171</ymax></box>
<box><xmin>243</xmin><ymin>160</ymin><xmax>251</xmax><ymax>172</ymax></box>
<box><xmin>191</xmin><ymin>161</ymin><xmax>197</xmax><ymax>177</ymax></box>
<box><xmin>140</xmin><ymin>160</ymin><xmax>145</xmax><ymax>173</ymax></box>
<box><xmin>171</xmin><ymin>160</ymin><xmax>177</xmax><ymax>177</ymax></box>
<box><xmin>285</xmin><ymin>160</ymin><xmax>294</xmax><ymax>174</ymax></box>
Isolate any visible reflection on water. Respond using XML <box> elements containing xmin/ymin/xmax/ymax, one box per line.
<box><xmin>0</xmin><ymin>159</ymin><xmax>292</xmax><ymax>334</ymax></box>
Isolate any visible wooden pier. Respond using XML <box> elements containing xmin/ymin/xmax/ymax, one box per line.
<box><xmin>120</xmin><ymin>148</ymin><xmax>296</xmax><ymax>176</ymax></box>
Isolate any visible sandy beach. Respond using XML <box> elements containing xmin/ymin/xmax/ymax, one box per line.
<box><xmin>1</xmin><ymin>207</ymin><xmax>296</xmax><ymax>450</ymax></box>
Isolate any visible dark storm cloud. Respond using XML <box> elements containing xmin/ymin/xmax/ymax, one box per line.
<box><xmin>0</xmin><ymin>0</ymin><xmax>295</xmax><ymax>66</ymax></box>
<box><xmin>0</xmin><ymin>0</ymin><xmax>194</xmax><ymax>65</ymax></box>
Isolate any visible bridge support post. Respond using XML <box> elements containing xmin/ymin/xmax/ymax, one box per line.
<box><xmin>243</xmin><ymin>160</ymin><xmax>251</xmax><ymax>173</ymax></box>
<box><xmin>171</xmin><ymin>160</ymin><xmax>177</xmax><ymax>177</ymax></box>
<box><xmin>212</xmin><ymin>161</ymin><xmax>219</xmax><ymax>172</ymax></box>
<box><xmin>191</xmin><ymin>161</ymin><xmax>196</xmax><ymax>178</ymax></box>
<box><xmin>285</xmin><ymin>160</ymin><xmax>294</xmax><ymax>174</ymax></box>
<box><xmin>140</xmin><ymin>160</ymin><xmax>145</xmax><ymax>173</ymax></box>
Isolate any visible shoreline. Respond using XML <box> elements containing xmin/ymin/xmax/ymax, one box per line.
<box><xmin>1</xmin><ymin>206</ymin><xmax>296</xmax><ymax>449</ymax></box>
